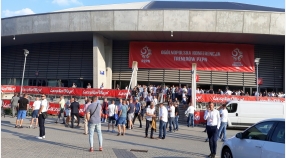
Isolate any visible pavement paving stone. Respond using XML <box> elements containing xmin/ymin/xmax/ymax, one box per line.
<box><xmin>1</xmin><ymin>116</ymin><xmax>243</xmax><ymax>158</ymax></box>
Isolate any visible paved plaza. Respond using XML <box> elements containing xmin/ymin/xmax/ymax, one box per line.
<box><xmin>1</xmin><ymin>116</ymin><xmax>243</xmax><ymax>158</ymax></box>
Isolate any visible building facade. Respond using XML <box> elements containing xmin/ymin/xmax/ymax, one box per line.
<box><xmin>1</xmin><ymin>1</ymin><xmax>285</xmax><ymax>94</ymax></box>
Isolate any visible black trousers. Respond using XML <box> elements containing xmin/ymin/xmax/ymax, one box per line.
<box><xmin>133</xmin><ymin>113</ymin><xmax>142</xmax><ymax>127</ymax></box>
<box><xmin>206</xmin><ymin>125</ymin><xmax>218</xmax><ymax>155</ymax></box>
<box><xmin>145</xmin><ymin>120</ymin><xmax>154</xmax><ymax>137</ymax></box>
<box><xmin>71</xmin><ymin>113</ymin><xmax>80</xmax><ymax>128</ymax></box>
<box><xmin>38</xmin><ymin>114</ymin><xmax>46</xmax><ymax>137</ymax></box>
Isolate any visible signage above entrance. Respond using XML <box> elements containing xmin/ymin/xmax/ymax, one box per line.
<box><xmin>129</xmin><ymin>42</ymin><xmax>255</xmax><ymax>73</ymax></box>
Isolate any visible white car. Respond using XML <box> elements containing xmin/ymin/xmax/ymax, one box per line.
<box><xmin>221</xmin><ymin>118</ymin><xmax>285</xmax><ymax>158</ymax></box>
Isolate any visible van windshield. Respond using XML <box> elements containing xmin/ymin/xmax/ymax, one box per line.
<box><xmin>227</xmin><ymin>103</ymin><xmax>238</xmax><ymax>113</ymax></box>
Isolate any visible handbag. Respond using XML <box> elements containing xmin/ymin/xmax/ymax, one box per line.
<box><xmin>42</xmin><ymin>112</ymin><xmax>48</xmax><ymax>119</ymax></box>
<box><xmin>113</xmin><ymin>106</ymin><xmax>119</xmax><ymax>120</ymax></box>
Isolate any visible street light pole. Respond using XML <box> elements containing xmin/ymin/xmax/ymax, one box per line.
<box><xmin>254</xmin><ymin>58</ymin><xmax>260</xmax><ymax>101</ymax></box>
<box><xmin>20</xmin><ymin>49</ymin><xmax>29</xmax><ymax>96</ymax></box>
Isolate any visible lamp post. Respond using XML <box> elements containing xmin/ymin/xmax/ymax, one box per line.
<box><xmin>254</xmin><ymin>58</ymin><xmax>260</xmax><ymax>100</ymax></box>
<box><xmin>20</xmin><ymin>49</ymin><xmax>29</xmax><ymax>96</ymax></box>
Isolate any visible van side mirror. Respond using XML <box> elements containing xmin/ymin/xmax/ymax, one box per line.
<box><xmin>236</xmin><ymin>132</ymin><xmax>243</xmax><ymax>139</ymax></box>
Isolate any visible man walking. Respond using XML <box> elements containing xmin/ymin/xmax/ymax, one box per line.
<box><xmin>127</xmin><ymin>98</ymin><xmax>135</xmax><ymax>129</ymax></box>
<box><xmin>86</xmin><ymin>96</ymin><xmax>103</xmax><ymax>152</ymax></box>
<box><xmin>70</xmin><ymin>98</ymin><xmax>80</xmax><ymax>128</ymax></box>
<box><xmin>65</xmin><ymin>98</ymin><xmax>71</xmax><ymax>127</ymax></box>
<box><xmin>29</xmin><ymin>97</ymin><xmax>41</xmax><ymax>128</ymax></box>
<box><xmin>145</xmin><ymin>102</ymin><xmax>156</xmax><ymax>139</ymax></box>
<box><xmin>204</xmin><ymin>102</ymin><xmax>221</xmax><ymax>158</ymax></box>
<box><xmin>168</xmin><ymin>102</ymin><xmax>175</xmax><ymax>132</ymax></box>
<box><xmin>174</xmin><ymin>103</ymin><xmax>180</xmax><ymax>131</ymax></box>
<box><xmin>157</xmin><ymin>103</ymin><xmax>167</xmax><ymax>140</ymax></box>
<box><xmin>15</xmin><ymin>94</ymin><xmax>29</xmax><ymax>128</ymax></box>
<box><xmin>83</xmin><ymin>98</ymin><xmax>91</xmax><ymax>135</ymax></box>
<box><xmin>217</xmin><ymin>104</ymin><xmax>228</xmax><ymax>141</ymax></box>
<box><xmin>132</xmin><ymin>98</ymin><xmax>142</xmax><ymax>128</ymax></box>
<box><xmin>101</xmin><ymin>98</ymin><xmax>108</xmax><ymax>123</ymax></box>
<box><xmin>107</xmin><ymin>100</ymin><xmax>117</xmax><ymax>132</ymax></box>
<box><xmin>11</xmin><ymin>93</ymin><xmax>20</xmax><ymax>118</ymax></box>
<box><xmin>186</xmin><ymin>102</ymin><xmax>195</xmax><ymax>128</ymax></box>
<box><xmin>55</xmin><ymin>96</ymin><xmax>65</xmax><ymax>124</ymax></box>
<box><xmin>115</xmin><ymin>99</ymin><xmax>123</xmax><ymax>126</ymax></box>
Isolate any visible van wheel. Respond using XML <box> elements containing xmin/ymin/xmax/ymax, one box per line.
<box><xmin>221</xmin><ymin>147</ymin><xmax>233</xmax><ymax>158</ymax></box>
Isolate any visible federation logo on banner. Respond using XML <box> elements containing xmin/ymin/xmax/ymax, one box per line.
<box><xmin>232</xmin><ymin>48</ymin><xmax>243</xmax><ymax>67</ymax></box>
<box><xmin>140</xmin><ymin>46</ymin><xmax>152</xmax><ymax>63</ymax></box>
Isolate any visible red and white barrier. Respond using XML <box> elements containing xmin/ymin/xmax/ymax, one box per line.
<box><xmin>1</xmin><ymin>85</ymin><xmax>285</xmax><ymax>103</ymax></box>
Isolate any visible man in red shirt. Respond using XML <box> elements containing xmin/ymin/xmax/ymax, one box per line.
<box><xmin>101</xmin><ymin>98</ymin><xmax>108</xmax><ymax>123</ymax></box>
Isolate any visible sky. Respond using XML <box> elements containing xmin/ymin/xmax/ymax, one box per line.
<box><xmin>1</xmin><ymin>0</ymin><xmax>285</xmax><ymax>18</ymax></box>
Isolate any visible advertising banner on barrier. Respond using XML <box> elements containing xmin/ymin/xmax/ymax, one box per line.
<box><xmin>1</xmin><ymin>85</ymin><xmax>17</xmax><ymax>93</ymax></box>
<box><xmin>1</xmin><ymin>85</ymin><xmax>284</xmax><ymax>103</ymax></box>
<box><xmin>129</xmin><ymin>42</ymin><xmax>255</xmax><ymax>72</ymax></box>
<box><xmin>2</xmin><ymin>100</ymin><xmax>86</xmax><ymax>117</ymax></box>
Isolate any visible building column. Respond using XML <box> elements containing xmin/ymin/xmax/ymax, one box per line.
<box><xmin>105</xmin><ymin>40</ymin><xmax>113</xmax><ymax>89</ymax></box>
<box><xmin>93</xmin><ymin>34</ymin><xmax>112</xmax><ymax>89</ymax></box>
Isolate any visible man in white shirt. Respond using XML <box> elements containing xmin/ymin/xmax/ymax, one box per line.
<box><xmin>217</xmin><ymin>104</ymin><xmax>228</xmax><ymax>141</ymax></box>
<box><xmin>29</xmin><ymin>97</ymin><xmax>41</xmax><ymax>128</ymax></box>
<box><xmin>107</xmin><ymin>100</ymin><xmax>117</xmax><ymax>132</ymax></box>
<box><xmin>55</xmin><ymin>96</ymin><xmax>66</xmax><ymax>124</ymax></box>
<box><xmin>168</xmin><ymin>102</ymin><xmax>176</xmax><ymax>132</ymax></box>
<box><xmin>37</xmin><ymin>94</ymin><xmax>48</xmax><ymax>139</ymax></box>
<box><xmin>186</xmin><ymin>102</ymin><xmax>195</xmax><ymax>128</ymax></box>
<box><xmin>145</xmin><ymin>102</ymin><xmax>156</xmax><ymax>139</ymax></box>
<box><xmin>204</xmin><ymin>102</ymin><xmax>221</xmax><ymax>158</ymax></box>
<box><xmin>157</xmin><ymin>103</ymin><xmax>168</xmax><ymax>140</ymax></box>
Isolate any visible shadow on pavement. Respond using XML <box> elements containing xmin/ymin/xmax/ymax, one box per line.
<box><xmin>1</xmin><ymin>122</ymin><xmax>84</xmax><ymax>135</ymax></box>
<box><xmin>105</xmin><ymin>138</ymin><xmax>207</xmax><ymax>157</ymax></box>
<box><xmin>113</xmin><ymin>148</ymin><xmax>137</xmax><ymax>158</ymax></box>
<box><xmin>1</xmin><ymin>127</ymin><xmax>88</xmax><ymax>151</ymax></box>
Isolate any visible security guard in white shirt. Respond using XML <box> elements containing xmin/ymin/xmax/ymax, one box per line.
<box><xmin>204</xmin><ymin>102</ymin><xmax>220</xmax><ymax>158</ymax></box>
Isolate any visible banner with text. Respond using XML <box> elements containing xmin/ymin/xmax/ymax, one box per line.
<box><xmin>1</xmin><ymin>85</ymin><xmax>284</xmax><ymax>103</ymax></box>
<box><xmin>129</xmin><ymin>42</ymin><xmax>255</xmax><ymax>72</ymax></box>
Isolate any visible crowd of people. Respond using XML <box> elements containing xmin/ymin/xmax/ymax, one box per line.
<box><xmin>9</xmin><ymin>90</ymin><xmax>230</xmax><ymax>157</ymax></box>
<box><xmin>125</xmin><ymin>84</ymin><xmax>285</xmax><ymax>100</ymax></box>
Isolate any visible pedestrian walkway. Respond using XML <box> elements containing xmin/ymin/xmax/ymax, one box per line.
<box><xmin>1</xmin><ymin>116</ymin><xmax>242</xmax><ymax>158</ymax></box>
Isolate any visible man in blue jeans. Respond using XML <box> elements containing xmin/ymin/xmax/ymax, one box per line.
<box><xmin>157</xmin><ymin>103</ymin><xmax>168</xmax><ymax>140</ymax></box>
<box><xmin>168</xmin><ymin>102</ymin><xmax>176</xmax><ymax>132</ymax></box>
<box><xmin>217</xmin><ymin>104</ymin><xmax>228</xmax><ymax>141</ymax></box>
<box><xmin>186</xmin><ymin>102</ymin><xmax>195</xmax><ymax>127</ymax></box>
<box><xmin>86</xmin><ymin>96</ymin><xmax>103</xmax><ymax>152</ymax></box>
<box><xmin>174</xmin><ymin>103</ymin><xmax>180</xmax><ymax>131</ymax></box>
<box><xmin>15</xmin><ymin>94</ymin><xmax>29</xmax><ymax>128</ymax></box>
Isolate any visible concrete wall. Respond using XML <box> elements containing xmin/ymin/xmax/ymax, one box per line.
<box><xmin>93</xmin><ymin>34</ymin><xmax>113</xmax><ymax>89</ymax></box>
<box><xmin>93</xmin><ymin>34</ymin><xmax>106</xmax><ymax>89</ymax></box>
<box><xmin>2</xmin><ymin>10</ymin><xmax>285</xmax><ymax>36</ymax></box>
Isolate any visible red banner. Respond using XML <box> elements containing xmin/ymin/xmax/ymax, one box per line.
<box><xmin>1</xmin><ymin>85</ymin><xmax>284</xmax><ymax>103</ymax></box>
<box><xmin>2</xmin><ymin>100</ymin><xmax>86</xmax><ymax>117</ymax></box>
<box><xmin>129</xmin><ymin>42</ymin><xmax>255</xmax><ymax>72</ymax></box>
<box><xmin>196</xmin><ymin>94</ymin><xmax>285</xmax><ymax>103</ymax></box>
<box><xmin>1</xmin><ymin>85</ymin><xmax>17</xmax><ymax>93</ymax></box>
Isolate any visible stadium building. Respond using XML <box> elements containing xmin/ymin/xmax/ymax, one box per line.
<box><xmin>1</xmin><ymin>1</ymin><xmax>285</xmax><ymax>94</ymax></box>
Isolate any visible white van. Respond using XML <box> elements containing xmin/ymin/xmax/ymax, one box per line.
<box><xmin>226</xmin><ymin>101</ymin><xmax>285</xmax><ymax>128</ymax></box>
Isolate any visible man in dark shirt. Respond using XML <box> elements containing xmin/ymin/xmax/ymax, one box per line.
<box><xmin>174</xmin><ymin>103</ymin><xmax>180</xmax><ymax>131</ymax></box>
<box><xmin>69</xmin><ymin>97</ymin><xmax>80</xmax><ymax>128</ymax></box>
<box><xmin>15</xmin><ymin>94</ymin><xmax>29</xmax><ymax>128</ymax></box>
<box><xmin>127</xmin><ymin>98</ymin><xmax>135</xmax><ymax>129</ymax></box>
